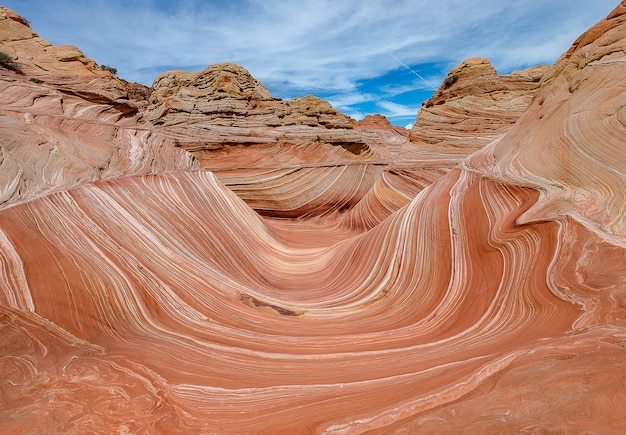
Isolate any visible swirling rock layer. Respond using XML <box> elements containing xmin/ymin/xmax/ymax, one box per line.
<box><xmin>145</xmin><ymin>58</ymin><xmax>546</xmax><ymax>223</ymax></box>
<box><xmin>1</xmin><ymin>3</ymin><xmax>626</xmax><ymax>434</ymax></box>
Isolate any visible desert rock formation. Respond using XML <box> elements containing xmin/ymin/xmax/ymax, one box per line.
<box><xmin>144</xmin><ymin>57</ymin><xmax>545</xmax><ymax>224</ymax></box>
<box><xmin>145</xmin><ymin>63</ymin><xmax>384</xmax><ymax>166</ymax></box>
<box><xmin>1</xmin><ymin>3</ymin><xmax>625</xmax><ymax>434</ymax></box>
<box><xmin>408</xmin><ymin>57</ymin><xmax>547</xmax><ymax>155</ymax></box>
<box><xmin>0</xmin><ymin>8</ymin><xmax>196</xmax><ymax>209</ymax></box>
<box><xmin>145</xmin><ymin>63</ymin><xmax>405</xmax><ymax>220</ymax></box>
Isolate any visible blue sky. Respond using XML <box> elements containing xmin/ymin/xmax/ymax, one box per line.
<box><xmin>4</xmin><ymin>1</ymin><xmax>618</xmax><ymax>127</ymax></box>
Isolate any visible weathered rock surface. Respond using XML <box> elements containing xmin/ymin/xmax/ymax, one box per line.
<box><xmin>142</xmin><ymin>54</ymin><xmax>546</xmax><ymax>222</ymax></box>
<box><xmin>0</xmin><ymin>7</ymin><xmax>198</xmax><ymax>209</ymax></box>
<box><xmin>0</xmin><ymin>8</ymin><xmax>99</xmax><ymax>77</ymax></box>
<box><xmin>350</xmin><ymin>58</ymin><xmax>547</xmax><ymax>230</ymax></box>
<box><xmin>407</xmin><ymin>57</ymin><xmax>547</xmax><ymax>155</ymax></box>
<box><xmin>144</xmin><ymin>62</ymin><xmax>412</xmax><ymax>219</ymax></box>
<box><xmin>475</xmin><ymin>6</ymin><xmax>626</xmax><ymax>244</ymax></box>
<box><xmin>0</xmin><ymin>3</ymin><xmax>625</xmax><ymax>434</ymax></box>
<box><xmin>0</xmin><ymin>7</ymin><xmax>153</xmax><ymax>115</ymax></box>
<box><xmin>146</xmin><ymin>63</ymin><xmax>387</xmax><ymax>165</ymax></box>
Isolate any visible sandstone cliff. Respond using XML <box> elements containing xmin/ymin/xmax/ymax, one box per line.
<box><xmin>348</xmin><ymin>58</ymin><xmax>546</xmax><ymax>231</ymax></box>
<box><xmin>144</xmin><ymin>62</ymin><xmax>409</xmax><ymax>219</ymax></box>
<box><xmin>409</xmin><ymin>57</ymin><xmax>547</xmax><ymax>155</ymax></box>
<box><xmin>142</xmin><ymin>58</ymin><xmax>544</xmax><ymax>222</ymax></box>
<box><xmin>145</xmin><ymin>63</ymin><xmax>386</xmax><ymax>166</ymax></box>
<box><xmin>0</xmin><ymin>7</ymin><xmax>197</xmax><ymax>208</ymax></box>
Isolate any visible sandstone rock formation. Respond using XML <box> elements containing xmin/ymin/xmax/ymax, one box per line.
<box><xmin>389</xmin><ymin>59</ymin><xmax>549</xmax><ymax>219</ymax></box>
<box><xmin>0</xmin><ymin>8</ymin><xmax>197</xmax><ymax>209</ymax></box>
<box><xmin>144</xmin><ymin>62</ymin><xmax>411</xmax><ymax>220</ymax></box>
<box><xmin>407</xmin><ymin>58</ymin><xmax>547</xmax><ymax>155</ymax></box>
<box><xmin>145</xmin><ymin>63</ymin><xmax>388</xmax><ymax>166</ymax></box>
<box><xmin>143</xmin><ymin>57</ymin><xmax>545</xmax><ymax>223</ymax></box>
<box><xmin>1</xmin><ymin>3</ymin><xmax>625</xmax><ymax>434</ymax></box>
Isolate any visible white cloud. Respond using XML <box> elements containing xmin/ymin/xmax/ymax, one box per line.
<box><xmin>8</xmin><ymin>1</ymin><xmax>617</xmax><ymax>81</ymax></box>
<box><xmin>3</xmin><ymin>0</ymin><xmax>619</xmax><ymax>124</ymax></box>
<box><xmin>327</xmin><ymin>92</ymin><xmax>377</xmax><ymax>109</ymax></box>
<box><xmin>377</xmin><ymin>101</ymin><xmax>419</xmax><ymax>118</ymax></box>
<box><xmin>378</xmin><ymin>78</ymin><xmax>439</xmax><ymax>96</ymax></box>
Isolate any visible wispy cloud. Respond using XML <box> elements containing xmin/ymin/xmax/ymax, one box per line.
<box><xmin>4</xmin><ymin>0</ymin><xmax>618</xmax><ymax>125</ymax></box>
<box><xmin>377</xmin><ymin>101</ymin><xmax>421</xmax><ymax>118</ymax></box>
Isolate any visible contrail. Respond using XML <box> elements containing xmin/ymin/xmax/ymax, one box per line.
<box><xmin>387</xmin><ymin>52</ymin><xmax>436</xmax><ymax>90</ymax></box>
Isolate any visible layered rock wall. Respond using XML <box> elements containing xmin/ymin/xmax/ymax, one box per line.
<box><xmin>0</xmin><ymin>7</ymin><xmax>198</xmax><ymax>209</ymax></box>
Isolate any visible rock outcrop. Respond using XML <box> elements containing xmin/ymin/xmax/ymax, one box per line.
<box><xmin>144</xmin><ymin>62</ymin><xmax>411</xmax><ymax>219</ymax></box>
<box><xmin>141</xmin><ymin>56</ymin><xmax>546</xmax><ymax>222</ymax></box>
<box><xmin>0</xmin><ymin>3</ymin><xmax>625</xmax><ymax>434</ymax></box>
<box><xmin>360</xmin><ymin>58</ymin><xmax>547</xmax><ymax>229</ymax></box>
<box><xmin>145</xmin><ymin>63</ymin><xmax>388</xmax><ymax>166</ymax></box>
<box><xmin>408</xmin><ymin>58</ymin><xmax>547</xmax><ymax>155</ymax></box>
<box><xmin>0</xmin><ymin>7</ymin><xmax>198</xmax><ymax>209</ymax></box>
<box><xmin>0</xmin><ymin>7</ymin><xmax>153</xmax><ymax>115</ymax></box>
<box><xmin>0</xmin><ymin>7</ymin><xmax>101</xmax><ymax>77</ymax></box>
<box><xmin>478</xmin><ymin>3</ymin><xmax>626</xmax><ymax>244</ymax></box>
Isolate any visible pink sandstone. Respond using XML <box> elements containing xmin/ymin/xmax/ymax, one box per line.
<box><xmin>0</xmin><ymin>3</ymin><xmax>625</xmax><ymax>434</ymax></box>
